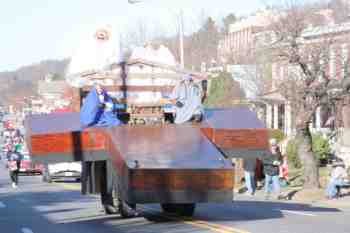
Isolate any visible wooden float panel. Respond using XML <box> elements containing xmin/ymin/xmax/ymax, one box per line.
<box><xmin>25</xmin><ymin>113</ymin><xmax>235</xmax><ymax>203</ymax></box>
<box><xmin>82</xmin><ymin>85</ymin><xmax>175</xmax><ymax>93</ymax></box>
<box><xmin>201</xmin><ymin>108</ymin><xmax>270</xmax><ymax>156</ymax></box>
<box><xmin>29</xmin><ymin>130</ymin><xmax>106</xmax><ymax>155</ymax></box>
<box><xmin>130</xmin><ymin>169</ymin><xmax>233</xmax><ymax>190</ymax></box>
<box><xmin>106</xmin><ymin>125</ymin><xmax>234</xmax><ymax>203</ymax></box>
<box><xmin>26</xmin><ymin>112</ymin><xmax>82</xmax><ymax>134</ymax></box>
<box><xmin>25</xmin><ymin>112</ymin><xmax>108</xmax><ymax>162</ymax></box>
<box><xmin>107</xmin><ymin>125</ymin><xmax>232</xmax><ymax>169</ymax></box>
<box><xmin>201</xmin><ymin>128</ymin><xmax>269</xmax><ymax>150</ymax></box>
<box><xmin>126</xmin><ymin>169</ymin><xmax>234</xmax><ymax>203</ymax></box>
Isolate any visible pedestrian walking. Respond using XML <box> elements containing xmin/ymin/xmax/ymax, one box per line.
<box><xmin>7</xmin><ymin>138</ymin><xmax>23</xmax><ymax>188</ymax></box>
<box><xmin>7</xmin><ymin>150</ymin><xmax>21</xmax><ymax>188</ymax></box>
<box><xmin>263</xmin><ymin>138</ymin><xmax>282</xmax><ymax>199</ymax></box>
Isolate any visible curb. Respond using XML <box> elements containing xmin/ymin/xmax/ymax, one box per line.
<box><xmin>308</xmin><ymin>200</ymin><xmax>350</xmax><ymax>209</ymax></box>
<box><xmin>236</xmin><ymin>190</ymin><xmax>350</xmax><ymax>210</ymax></box>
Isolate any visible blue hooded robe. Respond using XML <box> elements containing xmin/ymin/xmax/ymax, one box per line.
<box><xmin>80</xmin><ymin>87</ymin><xmax>124</xmax><ymax>127</ymax></box>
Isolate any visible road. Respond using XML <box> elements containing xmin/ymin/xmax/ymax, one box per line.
<box><xmin>0</xmin><ymin>162</ymin><xmax>349</xmax><ymax>233</ymax></box>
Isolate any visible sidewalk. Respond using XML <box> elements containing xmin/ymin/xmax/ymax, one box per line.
<box><xmin>236</xmin><ymin>185</ymin><xmax>350</xmax><ymax>210</ymax></box>
<box><xmin>310</xmin><ymin>195</ymin><xmax>350</xmax><ymax>209</ymax></box>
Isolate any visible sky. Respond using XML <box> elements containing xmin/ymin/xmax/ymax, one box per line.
<box><xmin>0</xmin><ymin>0</ymin><xmax>280</xmax><ymax>72</ymax></box>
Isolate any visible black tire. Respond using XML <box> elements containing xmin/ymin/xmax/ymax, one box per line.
<box><xmin>161</xmin><ymin>203</ymin><xmax>196</xmax><ymax>217</ymax></box>
<box><xmin>161</xmin><ymin>203</ymin><xmax>177</xmax><ymax>213</ymax></box>
<box><xmin>119</xmin><ymin>201</ymin><xmax>137</xmax><ymax>218</ymax></box>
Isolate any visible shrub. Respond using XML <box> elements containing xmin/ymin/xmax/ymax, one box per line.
<box><xmin>286</xmin><ymin>138</ymin><xmax>302</xmax><ymax>169</ymax></box>
<box><xmin>204</xmin><ymin>71</ymin><xmax>245</xmax><ymax>108</ymax></box>
<box><xmin>312</xmin><ymin>133</ymin><xmax>331</xmax><ymax>161</ymax></box>
<box><xmin>286</xmin><ymin>133</ymin><xmax>331</xmax><ymax>169</ymax></box>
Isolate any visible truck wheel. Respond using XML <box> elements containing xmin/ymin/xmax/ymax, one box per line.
<box><xmin>161</xmin><ymin>203</ymin><xmax>196</xmax><ymax>217</ymax></box>
<box><xmin>179</xmin><ymin>203</ymin><xmax>196</xmax><ymax>217</ymax></box>
<box><xmin>161</xmin><ymin>203</ymin><xmax>177</xmax><ymax>213</ymax></box>
<box><xmin>119</xmin><ymin>201</ymin><xmax>137</xmax><ymax>218</ymax></box>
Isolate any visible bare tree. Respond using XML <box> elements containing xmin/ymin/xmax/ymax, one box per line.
<box><xmin>329</xmin><ymin>0</ymin><xmax>350</xmax><ymax>23</ymax></box>
<box><xmin>267</xmin><ymin>0</ymin><xmax>350</xmax><ymax>189</ymax></box>
<box><xmin>121</xmin><ymin>17</ymin><xmax>152</xmax><ymax>47</ymax></box>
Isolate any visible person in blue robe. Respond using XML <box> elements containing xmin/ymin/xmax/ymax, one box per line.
<box><xmin>80</xmin><ymin>84</ymin><xmax>126</xmax><ymax>215</ymax></box>
<box><xmin>80</xmin><ymin>84</ymin><xmax>124</xmax><ymax>127</ymax></box>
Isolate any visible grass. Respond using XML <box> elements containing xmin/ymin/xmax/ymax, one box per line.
<box><xmin>236</xmin><ymin>165</ymin><xmax>332</xmax><ymax>201</ymax></box>
<box><xmin>281</xmin><ymin>166</ymin><xmax>331</xmax><ymax>201</ymax></box>
<box><xmin>287</xmin><ymin>166</ymin><xmax>329</xmax><ymax>187</ymax></box>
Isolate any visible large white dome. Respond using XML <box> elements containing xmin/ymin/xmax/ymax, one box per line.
<box><xmin>130</xmin><ymin>44</ymin><xmax>177</xmax><ymax>66</ymax></box>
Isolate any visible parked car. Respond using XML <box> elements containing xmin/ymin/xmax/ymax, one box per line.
<box><xmin>42</xmin><ymin>162</ymin><xmax>82</xmax><ymax>183</ymax></box>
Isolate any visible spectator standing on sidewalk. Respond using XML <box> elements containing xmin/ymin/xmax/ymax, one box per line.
<box><xmin>263</xmin><ymin>138</ymin><xmax>282</xmax><ymax>199</ymax></box>
<box><xmin>243</xmin><ymin>158</ymin><xmax>256</xmax><ymax>195</ymax></box>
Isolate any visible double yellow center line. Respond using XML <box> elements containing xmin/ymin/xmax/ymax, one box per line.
<box><xmin>139</xmin><ymin>205</ymin><xmax>250</xmax><ymax>233</ymax></box>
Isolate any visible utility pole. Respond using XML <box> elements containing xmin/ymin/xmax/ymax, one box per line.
<box><xmin>179</xmin><ymin>10</ymin><xmax>185</xmax><ymax>69</ymax></box>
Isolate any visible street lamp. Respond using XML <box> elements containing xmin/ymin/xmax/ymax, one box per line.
<box><xmin>128</xmin><ymin>0</ymin><xmax>185</xmax><ymax>68</ymax></box>
<box><xmin>128</xmin><ymin>0</ymin><xmax>142</xmax><ymax>4</ymax></box>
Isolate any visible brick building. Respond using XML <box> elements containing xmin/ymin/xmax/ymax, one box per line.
<box><xmin>219</xmin><ymin>8</ymin><xmax>350</xmax><ymax>137</ymax></box>
<box><xmin>218</xmin><ymin>9</ymin><xmax>274</xmax><ymax>63</ymax></box>
<box><xmin>266</xmin><ymin>21</ymin><xmax>350</xmax><ymax>136</ymax></box>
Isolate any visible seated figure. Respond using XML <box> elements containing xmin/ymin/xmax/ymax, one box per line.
<box><xmin>169</xmin><ymin>74</ymin><xmax>203</xmax><ymax>124</ymax></box>
<box><xmin>80</xmin><ymin>83</ymin><xmax>124</xmax><ymax>127</ymax></box>
<box><xmin>325</xmin><ymin>162</ymin><xmax>349</xmax><ymax>199</ymax></box>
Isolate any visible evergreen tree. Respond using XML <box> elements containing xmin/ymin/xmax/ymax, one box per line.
<box><xmin>204</xmin><ymin>71</ymin><xmax>245</xmax><ymax>107</ymax></box>
<box><xmin>222</xmin><ymin>13</ymin><xmax>237</xmax><ymax>34</ymax></box>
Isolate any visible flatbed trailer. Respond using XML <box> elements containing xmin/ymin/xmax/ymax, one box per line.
<box><xmin>25</xmin><ymin>107</ymin><xmax>268</xmax><ymax>217</ymax></box>
<box><xmin>25</xmin><ymin>60</ymin><xmax>269</xmax><ymax>218</ymax></box>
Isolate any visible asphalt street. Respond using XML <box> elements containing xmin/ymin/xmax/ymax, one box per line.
<box><xmin>0</xmin><ymin>161</ymin><xmax>350</xmax><ymax>233</ymax></box>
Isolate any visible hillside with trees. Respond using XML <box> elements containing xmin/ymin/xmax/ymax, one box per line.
<box><xmin>0</xmin><ymin>59</ymin><xmax>68</xmax><ymax>105</ymax></box>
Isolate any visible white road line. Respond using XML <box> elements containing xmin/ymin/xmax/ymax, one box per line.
<box><xmin>274</xmin><ymin>209</ymin><xmax>316</xmax><ymax>217</ymax></box>
<box><xmin>21</xmin><ymin>228</ymin><xmax>34</xmax><ymax>233</ymax></box>
<box><xmin>0</xmin><ymin>201</ymin><xmax>6</xmax><ymax>208</ymax></box>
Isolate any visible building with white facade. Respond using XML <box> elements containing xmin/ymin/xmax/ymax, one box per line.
<box><xmin>37</xmin><ymin>79</ymin><xmax>69</xmax><ymax>113</ymax></box>
<box><xmin>268</xmin><ymin>21</ymin><xmax>350</xmax><ymax>134</ymax></box>
<box><xmin>222</xmin><ymin>12</ymin><xmax>350</xmax><ymax>138</ymax></box>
